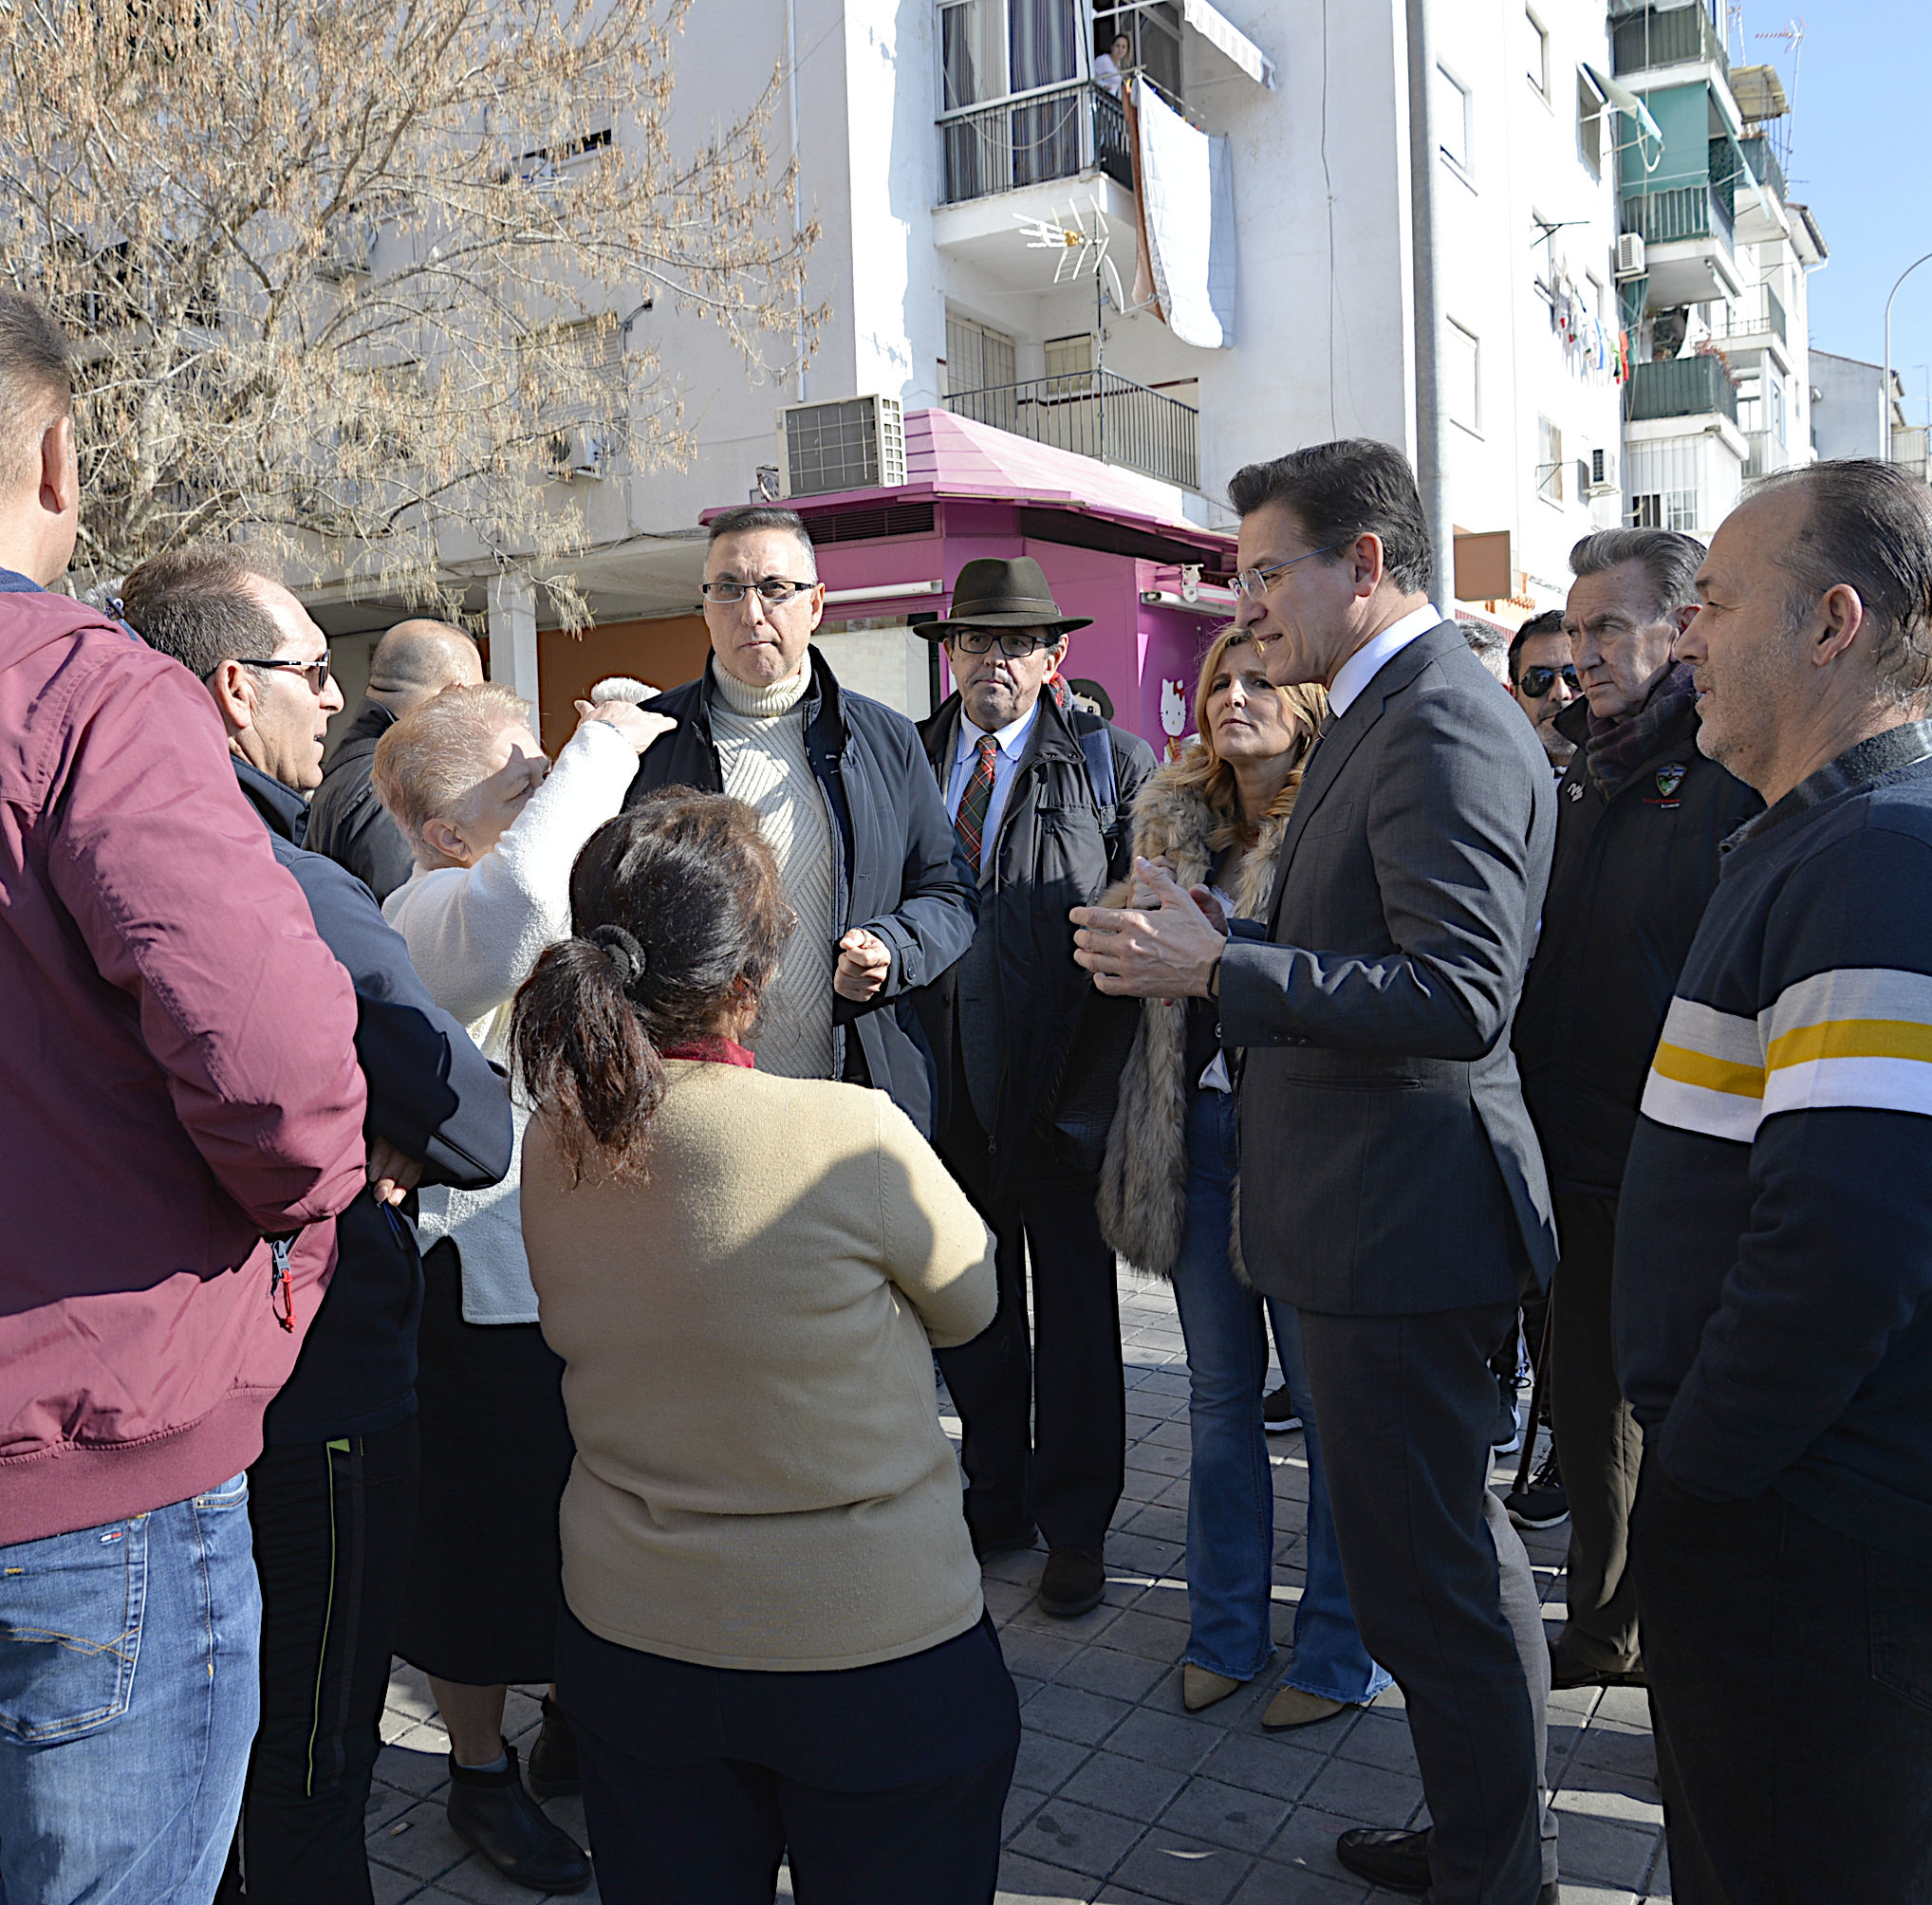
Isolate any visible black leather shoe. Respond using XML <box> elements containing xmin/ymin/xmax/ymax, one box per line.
<box><xmin>1037</xmin><ymin>1545</ymin><xmax>1106</xmax><ymax>1618</ymax></box>
<box><xmin>446</xmin><ymin>1742</ymin><xmax>590</xmax><ymax>1895</ymax></box>
<box><xmin>1336</xmin><ymin>1825</ymin><xmax>1431</xmax><ymax>1895</ymax></box>
<box><xmin>971</xmin><ymin>1521</ymin><xmax>1039</xmax><ymax>1563</ymax></box>
<box><xmin>526</xmin><ymin>1694</ymin><xmax>581</xmax><ymax>1800</ymax></box>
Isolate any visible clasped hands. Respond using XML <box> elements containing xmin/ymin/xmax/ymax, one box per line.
<box><xmin>834</xmin><ymin>928</ymin><xmax>893</xmax><ymax>1003</ymax></box>
<box><xmin>1071</xmin><ymin>859</ymin><xmax>1229</xmax><ymax>998</ymax></box>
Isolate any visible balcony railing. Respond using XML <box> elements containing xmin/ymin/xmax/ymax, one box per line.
<box><xmin>1625</xmin><ymin>353</ymin><xmax>1740</xmax><ymax>428</ymax></box>
<box><xmin>1711</xmin><ymin>284</ymin><xmax>1787</xmax><ymax>346</ymax></box>
<box><xmin>938</xmin><ymin>81</ymin><xmax>1133</xmax><ymax>207</ymax></box>
<box><xmin>945</xmin><ymin>370</ymin><xmax>1199</xmax><ymax>490</ymax></box>
<box><xmin>1611</xmin><ymin>4</ymin><xmax>1728</xmax><ymax>78</ymax></box>
<box><xmin>1742</xmin><ymin>429</ymin><xmax>1792</xmax><ymax>480</ymax></box>
<box><xmin>1622</xmin><ymin>183</ymin><xmax>1734</xmax><ymax>256</ymax></box>
<box><xmin>1739</xmin><ymin>134</ymin><xmax>1787</xmax><ymax>204</ymax></box>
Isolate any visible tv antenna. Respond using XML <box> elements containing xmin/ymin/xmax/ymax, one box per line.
<box><xmin>1013</xmin><ymin>196</ymin><xmax>1142</xmax><ymax>372</ymax></box>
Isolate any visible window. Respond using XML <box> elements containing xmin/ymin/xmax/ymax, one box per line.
<box><xmin>1577</xmin><ymin>68</ymin><xmax>1605</xmax><ymax>177</ymax></box>
<box><xmin>1093</xmin><ymin>1</ymin><xmax>1182</xmax><ymax>102</ymax></box>
<box><xmin>1629</xmin><ymin>490</ymin><xmax>1699</xmax><ymax>532</ymax></box>
<box><xmin>1537</xmin><ymin>416</ymin><xmax>1564</xmax><ymax>503</ymax></box>
<box><xmin>940</xmin><ymin>0</ymin><xmax>1003</xmax><ymax>109</ymax></box>
<box><xmin>1044</xmin><ymin>332</ymin><xmax>1093</xmax><ymax>395</ymax></box>
<box><xmin>944</xmin><ymin>313</ymin><xmax>1016</xmax><ymax>394</ymax></box>
<box><xmin>1445</xmin><ymin>320</ymin><xmax>1480</xmax><ymax>433</ymax></box>
<box><xmin>1525</xmin><ymin>8</ymin><xmax>1549</xmax><ymax>97</ymax></box>
<box><xmin>1435</xmin><ymin>65</ymin><xmax>1472</xmax><ymax>174</ymax></box>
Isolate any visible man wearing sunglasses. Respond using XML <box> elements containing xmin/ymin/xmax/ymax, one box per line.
<box><xmin>622</xmin><ymin>506</ymin><xmax>975</xmax><ymax>1137</ymax></box>
<box><xmin>1507</xmin><ymin>610</ymin><xmax>1582</xmax><ymax>773</ymax></box>
<box><xmin>1513</xmin><ymin>527</ymin><xmax>1760</xmax><ymax>1702</ymax></box>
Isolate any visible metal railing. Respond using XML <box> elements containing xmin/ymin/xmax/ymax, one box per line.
<box><xmin>944</xmin><ymin>370</ymin><xmax>1199</xmax><ymax>490</ymax></box>
<box><xmin>1712</xmin><ymin>284</ymin><xmax>1787</xmax><ymax>346</ymax></box>
<box><xmin>1625</xmin><ymin>353</ymin><xmax>1740</xmax><ymax>427</ymax></box>
<box><xmin>938</xmin><ymin>81</ymin><xmax>1133</xmax><ymax>206</ymax></box>
<box><xmin>1740</xmin><ymin>135</ymin><xmax>1787</xmax><ymax>204</ymax></box>
<box><xmin>1611</xmin><ymin>4</ymin><xmax>1727</xmax><ymax>78</ymax></box>
<box><xmin>1622</xmin><ymin>183</ymin><xmax>1735</xmax><ymax>256</ymax></box>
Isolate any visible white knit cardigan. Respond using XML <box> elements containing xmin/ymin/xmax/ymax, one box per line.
<box><xmin>382</xmin><ymin>719</ymin><xmax>639</xmax><ymax>1323</ymax></box>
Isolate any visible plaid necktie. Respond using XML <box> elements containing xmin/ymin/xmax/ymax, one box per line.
<box><xmin>954</xmin><ymin>734</ymin><xmax>999</xmax><ymax>871</ymax></box>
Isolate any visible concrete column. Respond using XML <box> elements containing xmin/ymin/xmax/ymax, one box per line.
<box><xmin>486</xmin><ymin>574</ymin><xmax>541</xmax><ymax>711</ymax></box>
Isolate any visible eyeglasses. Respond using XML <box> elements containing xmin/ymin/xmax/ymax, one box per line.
<box><xmin>1516</xmin><ymin>663</ymin><xmax>1581</xmax><ymax>697</ymax></box>
<box><xmin>242</xmin><ymin>656</ymin><xmax>333</xmax><ymax>694</ymax></box>
<box><xmin>701</xmin><ymin>577</ymin><xmax>818</xmax><ymax>604</ymax></box>
<box><xmin>947</xmin><ymin>628</ymin><xmax>1057</xmax><ymax>659</ymax></box>
<box><xmin>1234</xmin><ymin>546</ymin><xmax>1337</xmax><ymax>601</ymax></box>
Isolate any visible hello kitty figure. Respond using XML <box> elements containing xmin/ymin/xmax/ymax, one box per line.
<box><xmin>1160</xmin><ymin>677</ymin><xmax>1188</xmax><ymax>760</ymax></box>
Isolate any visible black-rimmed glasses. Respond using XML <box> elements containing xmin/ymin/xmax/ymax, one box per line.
<box><xmin>241</xmin><ymin>657</ymin><xmax>333</xmax><ymax>694</ymax></box>
<box><xmin>946</xmin><ymin>628</ymin><xmax>1058</xmax><ymax>659</ymax></box>
<box><xmin>1516</xmin><ymin>663</ymin><xmax>1581</xmax><ymax>697</ymax></box>
<box><xmin>702</xmin><ymin>577</ymin><xmax>818</xmax><ymax>604</ymax></box>
<box><xmin>1235</xmin><ymin>546</ymin><xmax>1338</xmax><ymax>601</ymax></box>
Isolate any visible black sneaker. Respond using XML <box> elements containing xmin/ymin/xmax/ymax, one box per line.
<box><xmin>1503</xmin><ymin>1446</ymin><xmax>1570</xmax><ymax>1530</ymax></box>
<box><xmin>1491</xmin><ymin>1373</ymin><xmax>1523</xmax><ymax>1455</ymax></box>
<box><xmin>1262</xmin><ymin>1385</ymin><xmax>1303</xmax><ymax>1433</ymax></box>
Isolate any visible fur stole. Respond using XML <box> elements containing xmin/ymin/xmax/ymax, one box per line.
<box><xmin>1095</xmin><ymin>767</ymin><xmax>1295</xmax><ymax>1281</ymax></box>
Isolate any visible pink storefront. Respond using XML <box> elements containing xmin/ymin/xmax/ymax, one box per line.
<box><xmin>710</xmin><ymin>408</ymin><xmax>1238</xmax><ymax>758</ymax></box>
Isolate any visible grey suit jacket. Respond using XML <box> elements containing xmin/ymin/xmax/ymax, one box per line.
<box><xmin>1219</xmin><ymin>621</ymin><xmax>1557</xmax><ymax>1315</ymax></box>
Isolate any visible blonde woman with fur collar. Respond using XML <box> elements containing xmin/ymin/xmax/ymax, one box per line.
<box><xmin>1098</xmin><ymin>629</ymin><xmax>1391</xmax><ymax>1727</ymax></box>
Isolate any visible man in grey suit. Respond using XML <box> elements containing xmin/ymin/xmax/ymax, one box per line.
<box><xmin>1073</xmin><ymin>440</ymin><xmax>1557</xmax><ymax>1905</ymax></box>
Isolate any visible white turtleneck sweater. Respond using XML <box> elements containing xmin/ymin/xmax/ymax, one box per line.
<box><xmin>711</xmin><ymin>662</ymin><xmax>838</xmax><ymax>1081</ymax></box>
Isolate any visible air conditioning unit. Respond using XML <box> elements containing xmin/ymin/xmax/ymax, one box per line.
<box><xmin>315</xmin><ymin>219</ymin><xmax>378</xmax><ymax>285</ymax></box>
<box><xmin>777</xmin><ymin>395</ymin><xmax>906</xmax><ymax>499</ymax></box>
<box><xmin>545</xmin><ymin>426</ymin><xmax>605</xmax><ymax>481</ymax></box>
<box><xmin>1614</xmin><ymin>231</ymin><xmax>1646</xmax><ymax>281</ymax></box>
<box><xmin>1588</xmin><ymin>447</ymin><xmax>1618</xmax><ymax>495</ymax></box>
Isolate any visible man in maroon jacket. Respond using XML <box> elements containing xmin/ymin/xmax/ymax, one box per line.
<box><xmin>0</xmin><ymin>295</ymin><xmax>369</xmax><ymax>1903</ymax></box>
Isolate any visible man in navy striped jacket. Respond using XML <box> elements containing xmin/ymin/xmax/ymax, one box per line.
<box><xmin>1616</xmin><ymin>459</ymin><xmax>1932</xmax><ymax>1902</ymax></box>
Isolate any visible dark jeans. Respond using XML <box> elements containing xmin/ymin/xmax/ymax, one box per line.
<box><xmin>1300</xmin><ymin>1304</ymin><xmax>1544</xmax><ymax>1905</ymax></box>
<box><xmin>1632</xmin><ymin>1455</ymin><xmax>1932</xmax><ymax>1904</ymax></box>
<box><xmin>1551</xmin><ymin>1193</ymin><xmax>1642</xmax><ymax>1664</ymax></box>
<box><xmin>219</xmin><ymin>1420</ymin><xmax>421</xmax><ymax>1905</ymax></box>
<box><xmin>934</xmin><ymin>1107</ymin><xmax>1124</xmax><ymax>1550</ymax></box>
<box><xmin>556</xmin><ymin>1608</ymin><xmax>1019</xmax><ymax>1904</ymax></box>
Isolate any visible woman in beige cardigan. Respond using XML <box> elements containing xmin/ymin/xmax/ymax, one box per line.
<box><xmin>1096</xmin><ymin>628</ymin><xmax>1391</xmax><ymax>1729</ymax></box>
<box><xmin>511</xmin><ymin>789</ymin><xmax>1013</xmax><ymax>1905</ymax></box>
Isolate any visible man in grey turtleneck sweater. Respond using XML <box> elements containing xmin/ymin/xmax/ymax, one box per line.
<box><xmin>621</xmin><ymin>508</ymin><xmax>976</xmax><ymax>1135</ymax></box>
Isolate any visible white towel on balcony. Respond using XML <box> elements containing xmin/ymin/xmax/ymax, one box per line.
<box><xmin>1131</xmin><ymin>81</ymin><xmax>1235</xmax><ymax>350</ymax></box>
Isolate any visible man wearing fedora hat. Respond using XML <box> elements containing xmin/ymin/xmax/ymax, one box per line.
<box><xmin>919</xmin><ymin>556</ymin><xmax>1156</xmax><ymax>1618</ymax></box>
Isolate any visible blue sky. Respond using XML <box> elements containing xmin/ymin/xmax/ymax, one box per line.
<box><xmin>1781</xmin><ymin>0</ymin><xmax>1932</xmax><ymax>424</ymax></box>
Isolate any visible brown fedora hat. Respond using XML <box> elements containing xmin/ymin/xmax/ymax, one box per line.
<box><xmin>925</xmin><ymin>556</ymin><xmax>1091</xmax><ymax>638</ymax></box>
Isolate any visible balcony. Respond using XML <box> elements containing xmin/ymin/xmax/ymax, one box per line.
<box><xmin>1742</xmin><ymin>429</ymin><xmax>1794</xmax><ymax>480</ymax></box>
<box><xmin>1620</xmin><ymin>182</ymin><xmax>1742</xmax><ymax>306</ymax></box>
<box><xmin>1740</xmin><ymin>135</ymin><xmax>1786</xmax><ymax>203</ymax></box>
<box><xmin>1711</xmin><ymin>283</ymin><xmax>1787</xmax><ymax>347</ymax></box>
<box><xmin>944</xmin><ymin>370</ymin><xmax>1200</xmax><ymax>491</ymax></box>
<box><xmin>939</xmin><ymin>81</ymin><xmax>1132</xmax><ymax>209</ymax></box>
<box><xmin>1625</xmin><ymin>354</ymin><xmax>1740</xmax><ymax>428</ymax></box>
<box><xmin>1611</xmin><ymin>5</ymin><xmax>1728</xmax><ymax>80</ymax></box>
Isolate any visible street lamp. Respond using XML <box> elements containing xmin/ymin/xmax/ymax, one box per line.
<box><xmin>1883</xmin><ymin>251</ymin><xmax>1932</xmax><ymax>461</ymax></box>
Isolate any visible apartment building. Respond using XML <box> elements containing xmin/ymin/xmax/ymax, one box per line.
<box><xmin>313</xmin><ymin>1</ymin><xmax>1647</xmax><ymax>752</ymax></box>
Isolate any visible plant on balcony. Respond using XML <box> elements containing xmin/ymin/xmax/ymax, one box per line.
<box><xmin>0</xmin><ymin>0</ymin><xmax>827</xmax><ymax>624</ymax></box>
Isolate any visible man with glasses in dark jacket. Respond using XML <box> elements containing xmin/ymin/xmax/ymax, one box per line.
<box><xmin>622</xmin><ymin>506</ymin><xmax>975</xmax><ymax>1136</ymax></box>
<box><xmin>918</xmin><ymin>558</ymin><xmax>1156</xmax><ymax>1618</ymax></box>
<box><xmin>1508</xmin><ymin>610</ymin><xmax>1582</xmax><ymax>774</ymax></box>
<box><xmin>1514</xmin><ymin>528</ymin><xmax>1760</xmax><ymax>1692</ymax></box>
<box><xmin>124</xmin><ymin>547</ymin><xmax>516</xmax><ymax>1905</ymax></box>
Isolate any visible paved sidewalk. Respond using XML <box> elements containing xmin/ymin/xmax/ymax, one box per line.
<box><xmin>370</xmin><ymin>1269</ymin><xmax>1669</xmax><ymax>1903</ymax></box>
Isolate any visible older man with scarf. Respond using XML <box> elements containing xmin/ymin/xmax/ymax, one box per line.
<box><xmin>1513</xmin><ymin>528</ymin><xmax>1760</xmax><ymax>1691</ymax></box>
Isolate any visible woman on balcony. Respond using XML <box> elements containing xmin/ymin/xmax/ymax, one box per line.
<box><xmin>1096</xmin><ymin>627</ymin><xmax>1392</xmax><ymax>1728</ymax></box>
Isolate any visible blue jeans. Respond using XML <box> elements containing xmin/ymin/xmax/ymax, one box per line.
<box><xmin>1169</xmin><ymin>1092</ymin><xmax>1391</xmax><ymax>1702</ymax></box>
<box><xmin>0</xmin><ymin>1475</ymin><xmax>262</xmax><ymax>1905</ymax></box>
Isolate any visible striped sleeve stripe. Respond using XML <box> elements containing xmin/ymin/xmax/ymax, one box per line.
<box><xmin>1640</xmin><ymin>997</ymin><xmax>1766</xmax><ymax>1143</ymax></box>
<box><xmin>1760</xmin><ymin>968</ymin><xmax>1932</xmax><ymax>1119</ymax></box>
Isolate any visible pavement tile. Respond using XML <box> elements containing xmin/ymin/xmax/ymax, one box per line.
<box><xmin>374</xmin><ymin>1745</ymin><xmax>453</xmax><ymax>1800</ymax></box>
<box><xmin>1552</xmin><ymin>1769</ymin><xmax>1663</xmax><ymax>1828</ymax></box>
<box><xmin>1107</xmin><ymin>1829</ymin><xmax>1249</xmax><ymax>1904</ymax></box>
<box><xmin>1122</xmin><ymin>1504</ymin><xmax>1191</xmax><ymax>1546</ymax></box>
<box><xmin>1543</xmin><ymin>1810</ymin><xmax>1661</xmax><ymax>1890</ymax></box>
<box><xmin>1158</xmin><ymin>1775</ymin><xmax>1294</xmax><ymax>1854</ymax></box>
<box><xmin>1592</xmin><ymin>1687</ymin><xmax>1652</xmax><ymax>1728</ymax></box>
<box><xmin>1005</xmin><ymin>1784</ymin><xmax>1048</xmax><ymax>1840</ymax></box>
<box><xmin>1198</xmin><ymin>1731</ymin><xmax>1328</xmax><ymax>1803</ymax></box>
<box><xmin>1122</xmin><ymin>1468</ymin><xmax>1171</xmax><ymax>1504</ymax></box>
<box><xmin>997</xmin><ymin>1850</ymin><xmax>1104</xmax><ymax>1902</ymax></box>
<box><xmin>1013</xmin><ymin>1798</ymin><xmax>1148</xmax><ymax>1876</ymax></box>
<box><xmin>1553</xmin><ymin>1887</ymin><xmax>1639</xmax><ymax>1904</ymax></box>
<box><xmin>1016</xmin><ymin>1729</ymin><xmax>1099</xmax><ymax>1794</ymax></box>
<box><xmin>1057</xmin><ymin>1745</ymin><xmax>1193</xmax><ymax>1818</ymax></box>
<box><xmin>365</xmin><ymin>1781</ymin><xmax>417</xmax><ymax>1833</ymax></box>
<box><xmin>1102</xmin><ymin>1609</ymin><xmax>1194</xmax><ymax>1663</ymax></box>
<box><xmin>1568</xmin><ymin>1724</ymin><xmax>1658</xmax><ymax>1781</ymax></box>
<box><xmin>1124</xmin><ymin>1444</ymin><xmax>1192</xmax><ymax>1481</ymax></box>
<box><xmin>1110</xmin><ymin>1532</ymin><xmax>1187</xmax><ymax>1578</ymax></box>
<box><xmin>1330</xmin><ymin>1711</ymin><xmax>1420</xmax><ymax>1778</ymax></box>
<box><xmin>1003</xmin><ymin>1625</ymin><xmax>1089</xmax><ymax>1681</ymax></box>
<box><xmin>1229</xmin><ymin>1863</ymin><xmax>1367</xmax><ymax>1904</ymax></box>
<box><xmin>1644</xmin><ymin>1844</ymin><xmax>1672</xmax><ymax>1898</ymax></box>
<box><xmin>370</xmin><ymin>1865</ymin><xmax>424</xmax><ymax>1905</ymax></box>
<box><xmin>365</xmin><ymin>1802</ymin><xmax>471</xmax><ymax>1884</ymax></box>
<box><xmin>1058</xmin><ymin>1644</ymin><xmax>1174</xmax><ymax>1704</ymax></box>
<box><xmin>1300</xmin><ymin>1757</ymin><xmax>1426</xmax><ymax>1828</ymax></box>
<box><xmin>1028</xmin><ymin>1684</ymin><xmax>1134</xmax><ymax>1746</ymax></box>
<box><xmin>1105</xmin><ymin>1708</ymin><xmax>1224</xmax><ymax>1773</ymax></box>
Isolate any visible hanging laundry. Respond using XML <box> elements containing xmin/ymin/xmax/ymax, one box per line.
<box><xmin>1127</xmin><ymin>80</ymin><xmax>1236</xmax><ymax>349</ymax></box>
